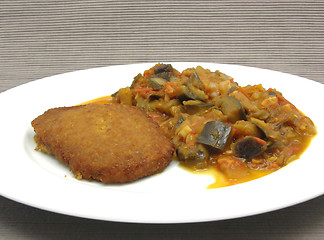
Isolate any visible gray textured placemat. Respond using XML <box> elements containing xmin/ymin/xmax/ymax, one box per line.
<box><xmin>1</xmin><ymin>0</ymin><xmax>323</xmax><ymax>90</ymax></box>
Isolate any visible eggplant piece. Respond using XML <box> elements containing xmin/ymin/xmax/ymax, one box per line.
<box><xmin>176</xmin><ymin>83</ymin><xmax>208</xmax><ymax>102</ymax></box>
<box><xmin>268</xmin><ymin>91</ymin><xmax>277</xmax><ymax>96</ymax></box>
<box><xmin>176</xmin><ymin>85</ymin><xmax>197</xmax><ymax>101</ymax></box>
<box><xmin>187</xmin><ymin>85</ymin><xmax>208</xmax><ymax>101</ymax></box>
<box><xmin>233</xmin><ymin>136</ymin><xmax>267</xmax><ymax>160</ymax></box>
<box><xmin>176</xmin><ymin>71</ymin><xmax>208</xmax><ymax>102</ymax></box>
<box><xmin>216</xmin><ymin>70</ymin><xmax>233</xmax><ymax>81</ymax></box>
<box><xmin>148</xmin><ymin>91</ymin><xmax>164</xmax><ymax>100</ymax></box>
<box><xmin>249</xmin><ymin>117</ymin><xmax>280</xmax><ymax>140</ymax></box>
<box><xmin>233</xmin><ymin>120</ymin><xmax>263</xmax><ymax>138</ymax></box>
<box><xmin>189</xmin><ymin>72</ymin><xmax>205</xmax><ymax>90</ymax></box>
<box><xmin>228</xmin><ymin>85</ymin><xmax>239</xmax><ymax>94</ymax></box>
<box><xmin>221</xmin><ymin>96</ymin><xmax>246</xmax><ymax>123</ymax></box>
<box><xmin>149</xmin><ymin>77</ymin><xmax>168</xmax><ymax>90</ymax></box>
<box><xmin>182</xmin><ymin>100</ymin><xmax>214</xmax><ymax>115</ymax></box>
<box><xmin>153</xmin><ymin>64</ymin><xmax>173</xmax><ymax>81</ymax></box>
<box><xmin>267</xmin><ymin>140</ymin><xmax>284</xmax><ymax>150</ymax></box>
<box><xmin>130</xmin><ymin>73</ymin><xmax>143</xmax><ymax>88</ymax></box>
<box><xmin>196</xmin><ymin>121</ymin><xmax>232</xmax><ymax>151</ymax></box>
<box><xmin>176</xmin><ymin>144</ymin><xmax>209</xmax><ymax>169</ymax></box>
<box><xmin>154</xmin><ymin>64</ymin><xmax>173</xmax><ymax>74</ymax></box>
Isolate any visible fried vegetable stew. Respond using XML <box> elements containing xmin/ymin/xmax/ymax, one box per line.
<box><xmin>111</xmin><ymin>63</ymin><xmax>317</xmax><ymax>185</ymax></box>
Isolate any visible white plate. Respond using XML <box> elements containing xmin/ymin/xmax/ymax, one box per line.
<box><xmin>0</xmin><ymin>62</ymin><xmax>323</xmax><ymax>223</ymax></box>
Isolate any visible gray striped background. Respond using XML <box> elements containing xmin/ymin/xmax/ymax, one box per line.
<box><xmin>1</xmin><ymin>0</ymin><xmax>324</xmax><ymax>90</ymax></box>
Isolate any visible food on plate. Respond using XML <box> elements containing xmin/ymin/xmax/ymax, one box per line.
<box><xmin>31</xmin><ymin>63</ymin><xmax>317</xmax><ymax>188</ymax></box>
<box><xmin>31</xmin><ymin>104</ymin><xmax>174</xmax><ymax>183</ymax></box>
<box><xmin>110</xmin><ymin>63</ymin><xmax>316</xmax><ymax>186</ymax></box>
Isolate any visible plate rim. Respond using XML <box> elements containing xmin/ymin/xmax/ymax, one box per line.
<box><xmin>0</xmin><ymin>62</ymin><xmax>323</xmax><ymax>223</ymax></box>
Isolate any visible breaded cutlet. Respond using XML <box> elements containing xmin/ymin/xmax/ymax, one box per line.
<box><xmin>31</xmin><ymin>104</ymin><xmax>174</xmax><ymax>183</ymax></box>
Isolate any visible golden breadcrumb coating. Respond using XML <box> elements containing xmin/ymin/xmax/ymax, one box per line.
<box><xmin>31</xmin><ymin>104</ymin><xmax>174</xmax><ymax>183</ymax></box>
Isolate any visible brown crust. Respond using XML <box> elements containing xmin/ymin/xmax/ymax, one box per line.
<box><xmin>31</xmin><ymin>104</ymin><xmax>174</xmax><ymax>183</ymax></box>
